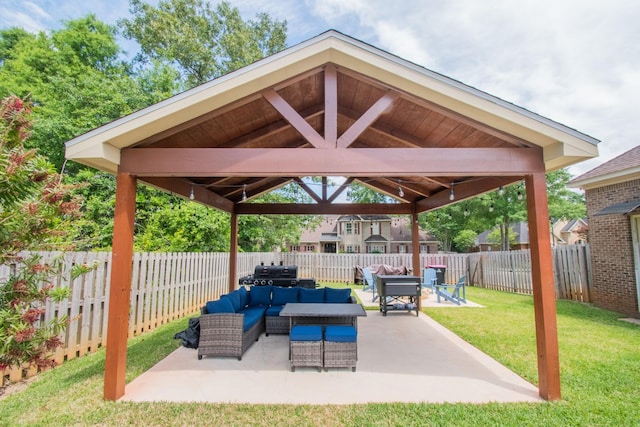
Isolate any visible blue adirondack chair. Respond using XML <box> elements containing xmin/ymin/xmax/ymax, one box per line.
<box><xmin>421</xmin><ymin>268</ymin><xmax>437</xmax><ymax>292</ymax></box>
<box><xmin>362</xmin><ymin>267</ymin><xmax>379</xmax><ymax>302</ymax></box>
<box><xmin>435</xmin><ymin>275</ymin><xmax>466</xmax><ymax>305</ymax></box>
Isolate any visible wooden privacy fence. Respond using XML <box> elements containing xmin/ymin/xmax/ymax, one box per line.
<box><xmin>1</xmin><ymin>246</ymin><xmax>590</xmax><ymax>384</ymax></box>
<box><xmin>468</xmin><ymin>244</ymin><xmax>593</xmax><ymax>301</ymax></box>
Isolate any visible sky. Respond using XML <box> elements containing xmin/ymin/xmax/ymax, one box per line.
<box><xmin>1</xmin><ymin>0</ymin><xmax>639</xmax><ymax>178</ymax></box>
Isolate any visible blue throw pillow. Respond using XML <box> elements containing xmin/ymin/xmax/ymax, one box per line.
<box><xmin>205</xmin><ymin>297</ymin><xmax>235</xmax><ymax>314</ymax></box>
<box><xmin>271</xmin><ymin>286</ymin><xmax>299</xmax><ymax>305</ymax></box>
<box><xmin>237</xmin><ymin>286</ymin><xmax>248</xmax><ymax>308</ymax></box>
<box><xmin>325</xmin><ymin>325</ymin><xmax>357</xmax><ymax>342</ymax></box>
<box><xmin>299</xmin><ymin>287</ymin><xmax>324</xmax><ymax>303</ymax></box>
<box><xmin>226</xmin><ymin>290</ymin><xmax>242</xmax><ymax>312</ymax></box>
<box><xmin>249</xmin><ymin>285</ymin><xmax>272</xmax><ymax>306</ymax></box>
<box><xmin>324</xmin><ymin>287</ymin><xmax>351</xmax><ymax>303</ymax></box>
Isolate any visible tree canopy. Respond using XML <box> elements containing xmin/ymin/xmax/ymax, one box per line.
<box><xmin>119</xmin><ymin>0</ymin><xmax>287</xmax><ymax>88</ymax></box>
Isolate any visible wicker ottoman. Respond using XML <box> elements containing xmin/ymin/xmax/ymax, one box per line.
<box><xmin>289</xmin><ymin>325</ymin><xmax>323</xmax><ymax>372</ymax></box>
<box><xmin>323</xmin><ymin>325</ymin><xmax>357</xmax><ymax>372</ymax></box>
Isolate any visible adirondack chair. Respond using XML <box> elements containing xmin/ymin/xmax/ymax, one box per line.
<box><xmin>435</xmin><ymin>275</ymin><xmax>466</xmax><ymax>305</ymax></box>
<box><xmin>421</xmin><ymin>268</ymin><xmax>437</xmax><ymax>293</ymax></box>
<box><xmin>362</xmin><ymin>267</ymin><xmax>379</xmax><ymax>302</ymax></box>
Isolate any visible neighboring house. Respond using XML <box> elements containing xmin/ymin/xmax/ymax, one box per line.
<box><xmin>475</xmin><ymin>219</ymin><xmax>587</xmax><ymax>251</ymax></box>
<box><xmin>551</xmin><ymin>218</ymin><xmax>588</xmax><ymax>246</ymax></box>
<box><xmin>568</xmin><ymin>145</ymin><xmax>640</xmax><ymax>318</ymax></box>
<box><xmin>475</xmin><ymin>221</ymin><xmax>530</xmax><ymax>251</ymax></box>
<box><xmin>293</xmin><ymin>215</ymin><xmax>439</xmax><ymax>254</ymax></box>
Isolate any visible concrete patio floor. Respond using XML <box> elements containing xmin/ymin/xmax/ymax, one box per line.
<box><xmin>120</xmin><ymin>290</ymin><xmax>542</xmax><ymax>405</ymax></box>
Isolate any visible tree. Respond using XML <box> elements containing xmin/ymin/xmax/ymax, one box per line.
<box><xmin>0</xmin><ymin>16</ymin><xmax>176</xmax><ymax>171</ymax></box>
<box><xmin>136</xmin><ymin>202</ymin><xmax>230</xmax><ymax>252</ymax></box>
<box><xmin>239</xmin><ymin>189</ymin><xmax>319</xmax><ymax>252</ymax></box>
<box><xmin>119</xmin><ymin>0</ymin><xmax>288</xmax><ymax>88</ymax></box>
<box><xmin>0</xmin><ymin>96</ymin><xmax>81</xmax><ymax>371</ymax></box>
<box><xmin>347</xmin><ymin>182</ymin><xmax>394</xmax><ymax>203</ymax></box>
<box><xmin>421</xmin><ymin>170</ymin><xmax>585</xmax><ymax>251</ymax></box>
<box><xmin>453</xmin><ymin>229</ymin><xmax>478</xmax><ymax>253</ymax></box>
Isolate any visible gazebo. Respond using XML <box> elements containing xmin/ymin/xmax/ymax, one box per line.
<box><xmin>64</xmin><ymin>30</ymin><xmax>599</xmax><ymax>401</ymax></box>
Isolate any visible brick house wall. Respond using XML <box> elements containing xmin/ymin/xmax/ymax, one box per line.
<box><xmin>585</xmin><ymin>178</ymin><xmax>640</xmax><ymax>317</ymax></box>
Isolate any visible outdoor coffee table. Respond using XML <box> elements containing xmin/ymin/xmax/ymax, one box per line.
<box><xmin>279</xmin><ymin>303</ymin><xmax>367</xmax><ymax>332</ymax></box>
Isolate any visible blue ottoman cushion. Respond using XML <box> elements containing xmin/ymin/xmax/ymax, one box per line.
<box><xmin>290</xmin><ymin>325</ymin><xmax>323</xmax><ymax>341</ymax></box>
<box><xmin>325</xmin><ymin>325</ymin><xmax>357</xmax><ymax>342</ymax></box>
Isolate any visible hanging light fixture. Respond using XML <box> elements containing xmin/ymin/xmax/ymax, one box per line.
<box><xmin>189</xmin><ymin>185</ymin><xmax>195</xmax><ymax>200</ymax></box>
<box><xmin>449</xmin><ymin>183</ymin><xmax>455</xmax><ymax>201</ymax></box>
<box><xmin>242</xmin><ymin>184</ymin><xmax>247</xmax><ymax>201</ymax></box>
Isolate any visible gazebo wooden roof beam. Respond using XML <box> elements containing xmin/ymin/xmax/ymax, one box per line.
<box><xmin>120</xmin><ymin>146</ymin><xmax>544</xmax><ymax>177</ymax></box>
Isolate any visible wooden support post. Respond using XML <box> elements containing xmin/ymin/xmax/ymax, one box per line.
<box><xmin>228</xmin><ymin>211</ymin><xmax>239</xmax><ymax>293</ymax></box>
<box><xmin>411</xmin><ymin>210</ymin><xmax>421</xmax><ymax>310</ymax></box>
<box><xmin>104</xmin><ymin>173</ymin><xmax>136</xmax><ymax>401</ymax></box>
<box><xmin>525</xmin><ymin>173</ymin><xmax>561</xmax><ymax>400</ymax></box>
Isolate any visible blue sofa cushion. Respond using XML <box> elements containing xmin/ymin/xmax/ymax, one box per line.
<box><xmin>249</xmin><ymin>285</ymin><xmax>272</xmax><ymax>306</ymax></box>
<box><xmin>205</xmin><ymin>297</ymin><xmax>235</xmax><ymax>314</ymax></box>
<box><xmin>325</xmin><ymin>325</ymin><xmax>357</xmax><ymax>342</ymax></box>
<box><xmin>265</xmin><ymin>305</ymin><xmax>284</xmax><ymax>317</ymax></box>
<box><xmin>299</xmin><ymin>287</ymin><xmax>324</xmax><ymax>303</ymax></box>
<box><xmin>324</xmin><ymin>287</ymin><xmax>352</xmax><ymax>303</ymax></box>
<box><xmin>240</xmin><ymin>306</ymin><xmax>265</xmax><ymax>332</ymax></box>
<box><xmin>290</xmin><ymin>325</ymin><xmax>323</xmax><ymax>341</ymax></box>
<box><xmin>271</xmin><ymin>286</ymin><xmax>298</xmax><ymax>306</ymax></box>
<box><xmin>238</xmin><ymin>286</ymin><xmax>248</xmax><ymax>308</ymax></box>
<box><xmin>226</xmin><ymin>290</ymin><xmax>242</xmax><ymax>312</ymax></box>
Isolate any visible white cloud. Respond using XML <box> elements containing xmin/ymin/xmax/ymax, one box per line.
<box><xmin>2</xmin><ymin>0</ymin><xmax>638</xmax><ymax>177</ymax></box>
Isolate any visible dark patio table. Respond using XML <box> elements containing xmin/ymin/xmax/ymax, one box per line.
<box><xmin>279</xmin><ymin>303</ymin><xmax>367</xmax><ymax>331</ymax></box>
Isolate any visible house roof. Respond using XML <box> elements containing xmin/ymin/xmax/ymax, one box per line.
<box><xmin>64</xmin><ymin>30</ymin><xmax>599</xmax><ymax>215</ymax></box>
<box><xmin>569</xmin><ymin>144</ymin><xmax>640</xmax><ymax>189</ymax></box>
<box><xmin>594</xmin><ymin>200</ymin><xmax>640</xmax><ymax>216</ymax></box>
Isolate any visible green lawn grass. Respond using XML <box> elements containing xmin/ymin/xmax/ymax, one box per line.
<box><xmin>1</xmin><ymin>287</ymin><xmax>639</xmax><ymax>426</ymax></box>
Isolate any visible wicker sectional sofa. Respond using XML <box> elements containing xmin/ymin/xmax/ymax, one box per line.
<box><xmin>197</xmin><ymin>285</ymin><xmax>355</xmax><ymax>361</ymax></box>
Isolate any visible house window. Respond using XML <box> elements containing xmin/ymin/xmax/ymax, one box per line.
<box><xmin>305</xmin><ymin>245</ymin><xmax>315</xmax><ymax>252</ymax></box>
<box><xmin>420</xmin><ymin>244</ymin><xmax>428</xmax><ymax>253</ymax></box>
<box><xmin>291</xmin><ymin>245</ymin><xmax>300</xmax><ymax>252</ymax></box>
<box><xmin>371</xmin><ymin>222</ymin><xmax>380</xmax><ymax>235</ymax></box>
<box><xmin>346</xmin><ymin>222</ymin><xmax>353</xmax><ymax>234</ymax></box>
<box><xmin>369</xmin><ymin>244</ymin><xmax>383</xmax><ymax>253</ymax></box>
<box><xmin>398</xmin><ymin>245</ymin><xmax>407</xmax><ymax>253</ymax></box>
<box><xmin>346</xmin><ymin>245</ymin><xmax>356</xmax><ymax>253</ymax></box>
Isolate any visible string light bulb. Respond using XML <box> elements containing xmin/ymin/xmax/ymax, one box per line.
<box><xmin>449</xmin><ymin>184</ymin><xmax>455</xmax><ymax>201</ymax></box>
<box><xmin>464</xmin><ymin>208</ymin><xmax>470</xmax><ymax>216</ymax></box>
<box><xmin>242</xmin><ymin>184</ymin><xmax>247</xmax><ymax>201</ymax></box>
<box><xmin>489</xmin><ymin>204</ymin><xmax>494</xmax><ymax>212</ymax></box>
<box><xmin>517</xmin><ymin>190</ymin><xmax>523</xmax><ymax>201</ymax></box>
<box><xmin>398</xmin><ymin>186</ymin><xmax>404</xmax><ymax>197</ymax></box>
<box><xmin>189</xmin><ymin>185</ymin><xmax>195</xmax><ymax>200</ymax></box>
<box><xmin>498</xmin><ymin>185</ymin><xmax>504</xmax><ymax>196</ymax></box>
